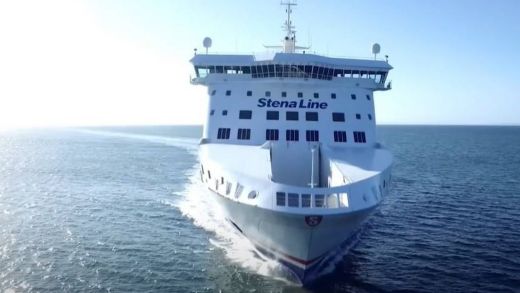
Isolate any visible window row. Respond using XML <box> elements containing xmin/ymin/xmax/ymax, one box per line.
<box><xmin>201</xmin><ymin>164</ymin><xmax>389</xmax><ymax>207</ymax></box>
<box><xmin>276</xmin><ymin>192</ymin><xmax>349</xmax><ymax>208</ymax></box>
<box><xmin>196</xmin><ymin>65</ymin><xmax>387</xmax><ymax>83</ymax></box>
<box><xmin>211</xmin><ymin>90</ymin><xmax>372</xmax><ymax>101</ymax></box>
<box><xmin>217</xmin><ymin>128</ymin><xmax>366</xmax><ymax>143</ymax></box>
<box><xmin>212</xmin><ymin>110</ymin><xmax>372</xmax><ymax>121</ymax></box>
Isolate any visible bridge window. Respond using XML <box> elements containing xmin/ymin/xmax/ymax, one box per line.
<box><xmin>226</xmin><ymin>90</ymin><xmax>231</xmax><ymax>96</ymax></box>
<box><xmin>266</xmin><ymin>111</ymin><xmax>279</xmax><ymax>120</ymax></box>
<box><xmin>211</xmin><ymin>90</ymin><xmax>216</xmax><ymax>96</ymax></box>
<box><xmin>288</xmin><ymin>193</ymin><xmax>299</xmax><ymax>207</ymax></box>
<box><xmin>301</xmin><ymin>194</ymin><xmax>311</xmax><ymax>207</ymax></box>
<box><xmin>265</xmin><ymin>91</ymin><xmax>271</xmax><ymax>97</ymax></box>
<box><xmin>217</xmin><ymin>128</ymin><xmax>230</xmax><ymax>139</ymax></box>
<box><xmin>239</xmin><ymin>110</ymin><xmax>252</xmax><ymax>119</ymax></box>
<box><xmin>286</xmin><ymin>111</ymin><xmax>299</xmax><ymax>121</ymax></box>
<box><xmin>247</xmin><ymin>90</ymin><xmax>252</xmax><ymax>96</ymax></box>
<box><xmin>266</xmin><ymin>129</ymin><xmax>279</xmax><ymax>141</ymax></box>
<box><xmin>306</xmin><ymin>112</ymin><xmax>318</xmax><ymax>121</ymax></box>
<box><xmin>366</xmin><ymin>94</ymin><xmax>371</xmax><ymax>100</ymax></box>
<box><xmin>237</xmin><ymin>128</ymin><xmax>251</xmax><ymax>140</ymax></box>
<box><xmin>353</xmin><ymin>131</ymin><xmax>366</xmax><ymax>143</ymax></box>
<box><xmin>334</xmin><ymin>131</ymin><xmax>347</xmax><ymax>142</ymax></box>
<box><xmin>286</xmin><ymin>129</ymin><xmax>299</xmax><ymax>141</ymax></box>
<box><xmin>368</xmin><ymin>114</ymin><xmax>372</xmax><ymax>120</ymax></box>
<box><xmin>297</xmin><ymin>92</ymin><xmax>303</xmax><ymax>98</ymax></box>
<box><xmin>222</xmin><ymin>110</ymin><xmax>228</xmax><ymax>116</ymax></box>
<box><xmin>351</xmin><ymin>94</ymin><xmax>357</xmax><ymax>100</ymax></box>
<box><xmin>306</xmin><ymin>130</ymin><xmax>319</xmax><ymax>142</ymax></box>
<box><xmin>356</xmin><ymin>114</ymin><xmax>361</xmax><ymax>120</ymax></box>
<box><xmin>313</xmin><ymin>92</ymin><xmax>319</xmax><ymax>99</ymax></box>
<box><xmin>314</xmin><ymin>194</ymin><xmax>325</xmax><ymax>207</ymax></box>
<box><xmin>281</xmin><ymin>91</ymin><xmax>287</xmax><ymax>98</ymax></box>
<box><xmin>332</xmin><ymin>112</ymin><xmax>345</xmax><ymax>122</ymax></box>
<box><xmin>276</xmin><ymin>192</ymin><xmax>286</xmax><ymax>206</ymax></box>
<box><xmin>331</xmin><ymin>93</ymin><xmax>336</xmax><ymax>99</ymax></box>
<box><xmin>210</xmin><ymin>110</ymin><xmax>215</xmax><ymax>116</ymax></box>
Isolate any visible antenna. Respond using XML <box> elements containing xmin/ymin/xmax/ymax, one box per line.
<box><xmin>263</xmin><ymin>1</ymin><xmax>310</xmax><ymax>53</ymax></box>
<box><xmin>203</xmin><ymin>37</ymin><xmax>212</xmax><ymax>54</ymax></box>
<box><xmin>281</xmin><ymin>0</ymin><xmax>297</xmax><ymax>38</ymax></box>
<box><xmin>372</xmin><ymin>43</ymin><xmax>381</xmax><ymax>60</ymax></box>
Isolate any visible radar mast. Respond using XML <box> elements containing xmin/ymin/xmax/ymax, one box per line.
<box><xmin>264</xmin><ymin>0</ymin><xmax>309</xmax><ymax>53</ymax></box>
<box><xmin>282</xmin><ymin>0</ymin><xmax>297</xmax><ymax>53</ymax></box>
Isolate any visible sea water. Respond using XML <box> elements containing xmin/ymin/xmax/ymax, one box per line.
<box><xmin>0</xmin><ymin>126</ymin><xmax>519</xmax><ymax>292</ymax></box>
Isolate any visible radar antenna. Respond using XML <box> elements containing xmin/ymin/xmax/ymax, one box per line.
<box><xmin>264</xmin><ymin>0</ymin><xmax>310</xmax><ymax>53</ymax></box>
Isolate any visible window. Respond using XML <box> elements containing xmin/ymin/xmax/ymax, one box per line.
<box><xmin>306</xmin><ymin>130</ymin><xmax>319</xmax><ymax>142</ymax></box>
<box><xmin>313</xmin><ymin>92</ymin><xmax>319</xmax><ymax>98</ymax></box>
<box><xmin>286</xmin><ymin>111</ymin><xmax>299</xmax><ymax>121</ymax></box>
<box><xmin>297</xmin><ymin>92</ymin><xmax>303</xmax><ymax>98</ymax></box>
<box><xmin>315</xmin><ymin>194</ymin><xmax>325</xmax><ymax>207</ymax></box>
<box><xmin>351</xmin><ymin>94</ymin><xmax>357</xmax><ymax>100</ymax></box>
<box><xmin>334</xmin><ymin>131</ymin><xmax>347</xmax><ymax>142</ymax></box>
<box><xmin>281</xmin><ymin>91</ymin><xmax>287</xmax><ymax>98</ymax></box>
<box><xmin>235</xmin><ymin>183</ymin><xmax>243</xmax><ymax>198</ymax></box>
<box><xmin>327</xmin><ymin>194</ymin><xmax>339</xmax><ymax>208</ymax></box>
<box><xmin>332</xmin><ymin>112</ymin><xmax>345</xmax><ymax>122</ymax></box>
<box><xmin>239</xmin><ymin>110</ymin><xmax>252</xmax><ymax>119</ymax></box>
<box><xmin>366</xmin><ymin>94</ymin><xmax>371</xmax><ymax>100</ymax></box>
<box><xmin>210</xmin><ymin>110</ymin><xmax>215</xmax><ymax>116</ymax></box>
<box><xmin>301</xmin><ymin>194</ymin><xmax>311</xmax><ymax>207</ymax></box>
<box><xmin>247</xmin><ymin>90</ymin><xmax>252</xmax><ymax>96</ymax></box>
<box><xmin>237</xmin><ymin>128</ymin><xmax>251</xmax><ymax>140</ymax></box>
<box><xmin>217</xmin><ymin>128</ymin><xmax>231</xmax><ymax>139</ymax></box>
<box><xmin>288</xmin><ymin>193</ymin><xmax>299</xmax><ymax>207</ymax></box>
<box><xmin>265</xmin><ymin>91</ymin><xmax>271</xmax><ymax>97</ymax></box>
<box><xmin>286</xmin><ymin>129</ymin><xmax>299</xmax><ymax>141</ymax></box>
<box><xmin>226</xmin><ymin>90</ymin><xmax>231</xmax><ymax>96</ymax></box>
<box><xmin>306</xmin><ymin>112</ymin><xmax>318</xmax><ymax>121</ymax></box>
<box><xmin>248</xmin><ymin>190</ymin><xmax>258</xmax><ymax>199</ymax></box>
<box><xmin>276</xmin><ymin>192</ymin><xmax>286</xmax><ymax>206</ymax></box>
<box><xmin>356</xmin><ymin>113</ymin><xmax>361</xmax><ymax>120</ymax></box>
<box><xmin>339</xmin><ymin>193</ymin><xmax>349</xmax><ymax>207</ymax></box>
<box><xmin>266</xmin><ymin>111</ymin><xmax>279</xmax><ymax>120</ymax></box>
<box><xmin>368</xmin><ymin>114</ymin><xmax>372</xmax><ymax>120</ymax></box>
<box><xmin>331</xmin><ymin>93</ymin><xmax>336</xmax><ymax>99</ymax></box>
<box><xmin>222</xmin><ymin>110</ymin><xmax>228</xmax><ymax>116</ymax></box>
<box><xmin>211</xmin><ymin>90</ymin><xmax>216</xmax><ymax>96</ymax></box>
<box><xmin>353</xmin><ymin>131</ymin><xmax>366</xmax><ymax>143</ymax></box>
<box><xmin>266</xmin><ymin>129</ymin><xmax>279</xmax><ymax>141</ymax></box>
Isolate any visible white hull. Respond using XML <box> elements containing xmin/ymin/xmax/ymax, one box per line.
<box><xmin>212</xmin><ymin>191</ymin><xmax>379</xmax><ymax>283</ymax></box>
<box><xmin>199</xmin><ymin>143</ymin><xmax>392</xmax><ymax>283</ymax></box>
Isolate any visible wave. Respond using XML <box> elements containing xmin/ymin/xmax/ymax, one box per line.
<box><xmin>75</xmin><ymin>129</ymin><xmax>199</xmax><ymax>155</ymax></box>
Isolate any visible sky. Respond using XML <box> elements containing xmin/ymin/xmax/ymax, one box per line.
<box><xmin>0</xmin><ymin>0</ymin><xmax>519</xmax><ymax>129</ymax></box>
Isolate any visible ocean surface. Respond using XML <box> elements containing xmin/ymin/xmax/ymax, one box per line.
<box><xmin>0</xmin><ymin>125</ymin><xmax>519</xmax><ymax>293</ymax></box>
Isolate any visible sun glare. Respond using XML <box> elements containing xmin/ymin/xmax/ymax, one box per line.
<box><xmin>0</xmin><ymin>0</ymin><xmax>205</xmax><ymax>130</ymax></box>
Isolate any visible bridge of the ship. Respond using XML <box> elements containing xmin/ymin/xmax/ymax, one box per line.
<box><xmin>190</xmin><ymin>53</ymin><xmax>392</xmax><ymax>86</ymax></box>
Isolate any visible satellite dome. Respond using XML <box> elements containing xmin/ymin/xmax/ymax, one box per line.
<box><xmin>372</xmin><ymin>43</ymin><xmax>381</xmax><ymax>54</ymax></box>
<box><xmin>203</xmin><ymin>37</ymin><xmax>212</xmax><ymax>48</ymax></box>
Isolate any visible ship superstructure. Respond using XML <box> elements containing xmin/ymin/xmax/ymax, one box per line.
<box><xmin>190</xmin><ymin>2</ymin><xmax>393</xmax><ymax>284</ymax></box>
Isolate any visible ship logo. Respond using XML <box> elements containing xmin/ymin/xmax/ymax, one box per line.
<box><xmin>305</xmin><ymin>215</ymin><xmax>323</xmax><ymax>227</ymax></box>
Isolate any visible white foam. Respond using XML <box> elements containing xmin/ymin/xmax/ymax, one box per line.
<box><xmin>75</xmin><ymin>129</ymin><xmax>199</xmax><ymax>155</ymax></box>
<box><xmin>176</xmin><ymin>168</ymin><xmax>295</xmax><ymax>284</ymax></box>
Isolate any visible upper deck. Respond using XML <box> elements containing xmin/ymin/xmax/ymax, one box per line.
<box><xmin>190</xmin><ymin>53</ymin><xmax>392</xmax><ymax>90</ymax></box>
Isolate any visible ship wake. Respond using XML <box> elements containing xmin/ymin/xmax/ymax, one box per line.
<box><xmin>176</xmin><ymin>168</ymin><xmax>299</xmax><ymax>284</ymax></box>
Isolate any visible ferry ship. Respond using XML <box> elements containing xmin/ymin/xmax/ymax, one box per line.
<box><xmin>190</xmin><ymin>1</ymin><xmax>393</xmax><ymax>284</ymax></box>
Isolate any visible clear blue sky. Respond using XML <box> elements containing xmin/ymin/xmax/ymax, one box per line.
<box><xmin>1</xmin><ymin>0</ymin><xmax>519</xmax><ymax>128</ymax></box>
